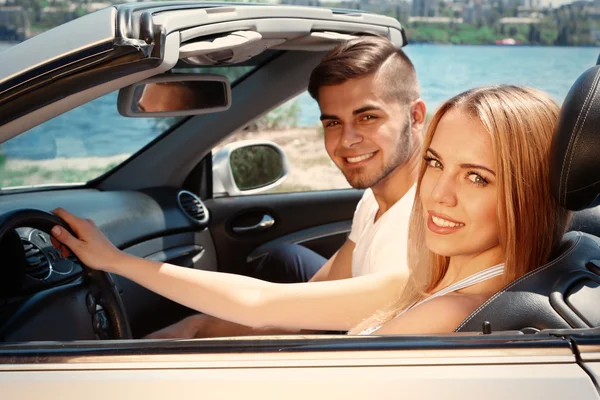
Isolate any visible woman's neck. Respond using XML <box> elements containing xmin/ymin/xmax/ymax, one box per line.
<box><xmin>434</xmin><ymin>247</ymin><xmax>505</xmax><ymax>292</ymax></box>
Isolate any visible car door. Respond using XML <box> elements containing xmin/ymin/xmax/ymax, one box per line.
<box><xmin>205</xmin><ymin>189</ymin><xmax>361</xmax><ymax>276</ymax></box>
<box><xmin>1</xmin><ymin>333</ymin><xmax>599</xmax><ymax>400</ymax></box>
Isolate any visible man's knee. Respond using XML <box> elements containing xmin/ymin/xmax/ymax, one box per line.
<box><xmin>252</xmin><ymin>243</ymin><xmax>325</xmax><ymax>283</ymax></box>
<box><xmin>264</xmin><ymin>243</ymin><xmax>306</xmax><ymax>266</ymax></box>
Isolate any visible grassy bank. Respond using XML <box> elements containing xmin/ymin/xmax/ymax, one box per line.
<box><xmin>0</xmin><ymin>128</ymin><xmax>349</xmax><ymax>193</ymax></box>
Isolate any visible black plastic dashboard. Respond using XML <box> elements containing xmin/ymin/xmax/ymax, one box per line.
<box><xmin>0</xmin><ymin>187</ymin><xmax>203</xmax><ymax>248</ymax></box>
<box><xmin>0</xmin><ymin>186</ymin><xmax>218</xmax><ymax>338</ymax></box>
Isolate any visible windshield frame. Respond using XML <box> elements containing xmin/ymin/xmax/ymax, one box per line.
<box><xmin>0</xmin><ymin>50</ymin><xmax>283</xmax><ymax>195</ymax></box>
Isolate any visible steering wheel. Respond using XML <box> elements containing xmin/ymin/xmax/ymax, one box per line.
<box><xmin>0</xmin><ymin>209</ymin><xmax>132</xmax><ymax>340</ymax></box>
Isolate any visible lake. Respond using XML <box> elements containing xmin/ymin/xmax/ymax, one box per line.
<box><xmin>1</xmin><ymin>43</ymin><xmax>599</xmax><ymax>159</ymax></box>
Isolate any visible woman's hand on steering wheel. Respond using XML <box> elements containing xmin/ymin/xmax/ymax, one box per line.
<box><xmin>50</xmin><ymin>208</ymin><xmax>125</xmax><ymax>274</ymax></box>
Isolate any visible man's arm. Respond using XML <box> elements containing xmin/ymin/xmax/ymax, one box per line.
<box><xmin>308</xmin><ymin>238</ymin><xmax>354</xmax><ymax>282</ymax></box>
<box><xmin>145</xmin><ymin>240</ymin><xmax>355</xmax><ymax>339</ymax></box>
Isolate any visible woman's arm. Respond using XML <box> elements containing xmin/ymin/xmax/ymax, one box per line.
<box><xmin>50</xmin><ymin>208</ymin><xmax>408</xmax><ymax>332</ymax></box>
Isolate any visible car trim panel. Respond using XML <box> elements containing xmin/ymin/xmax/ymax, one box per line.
<box><xmin>246</xmin><ymin>220</ymin><xmax>351</xmax><ymax>263</ymax></box>
<box><xmin>0</xmin><ymin>334</ymin><xmax>575</xmax><ymax>369</ymax></box>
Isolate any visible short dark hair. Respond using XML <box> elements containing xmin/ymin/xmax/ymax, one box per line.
<box><xmin>308</xmin><ymin>35</ymin><xmax>419</xmax><ymax>105</ymax></box>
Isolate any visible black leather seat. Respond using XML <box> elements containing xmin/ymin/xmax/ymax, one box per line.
<box><xmin>456</xmin><ymin>65</ymin><xmax>600</xmax><ymax>333</ymax></box>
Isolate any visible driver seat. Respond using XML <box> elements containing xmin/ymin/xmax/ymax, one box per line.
<box><xmin>456</xmin><ymin>64</ymin><xmax>600</xmax><ymax>333</ymax></box>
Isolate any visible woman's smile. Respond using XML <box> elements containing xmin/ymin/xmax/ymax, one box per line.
<box><xmin>427</xmin><ymin>211</ymin><xmax>465</xmax><ymax>235</ymax></box>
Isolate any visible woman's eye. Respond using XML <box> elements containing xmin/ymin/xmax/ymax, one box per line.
<box><xmin>425</xmin><ymin>157</ymin><xmax>442</xmax><ymax>169</ymax></box>
<box><xmin>468</xmin><ymin>173</ymin><xmax>488</xmax><ymax>186</ymax></box>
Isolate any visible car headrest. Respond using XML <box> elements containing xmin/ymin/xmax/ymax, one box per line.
<box><xmin>551</xmin><ymin>65</ymin><xmax>600</xmax><ymax>211</ymax></box>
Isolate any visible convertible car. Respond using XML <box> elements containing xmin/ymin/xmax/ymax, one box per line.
<box><xmin>2</xmin><ymin>2</ymin><xmax>600</xmax><ymax>398</ymax></box>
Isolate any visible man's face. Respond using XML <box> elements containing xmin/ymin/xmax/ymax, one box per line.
<box><xmin>318</xmin><ymin>74</ymin><xmax>413</xmax><ymax>189</ymax></box>
<box><xmin>138</xmin><ymin>83</ymin><xmax>196</xmax><ymax>113</ymax></box>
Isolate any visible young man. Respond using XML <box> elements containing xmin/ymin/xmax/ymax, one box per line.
<box><xmin>145</xmin><ymin>35</ymin><xmax>426</xmax><ymax>338</ymax></box>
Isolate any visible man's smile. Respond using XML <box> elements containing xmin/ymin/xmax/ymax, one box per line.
<box><xmin>343</xmin><ymin>151</ymin><xmax>377</xmax><ymax>165</ymax></box>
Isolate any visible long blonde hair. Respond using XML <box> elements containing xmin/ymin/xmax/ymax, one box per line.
<box><xmin>351</xmin><ymin>85</ymin><xmax>571</xmax><ymax>334</ymax></box>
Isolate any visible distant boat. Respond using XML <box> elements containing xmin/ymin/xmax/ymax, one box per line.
<box><xmin>496</xmin><ymin>38</ymin><xmax>521</xmax><ymax>45</ymax></box>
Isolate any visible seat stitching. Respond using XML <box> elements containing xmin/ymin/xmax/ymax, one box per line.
<box><xmin>560</xmin><ymin>70</ymin><xmax>599</xmax><ymax>204</ymax></box>
<box><xmin>565</xmin><ymin>70</ymin><xmax>600</xmax><ymax>204</ymax></box>
<box><xmin>455</xmin><ymin>233</ymin><xmax>583</xmax><ymax>331</ymax></box>
<box><xmin>559</xmin><ymin>69</ymin><xmax>600</xmax><ymax>204</ymax></box>
<box><xmin>564</xmin><ymin>179</ymin><xmax>600</xmax><ymax>194</ymax></box>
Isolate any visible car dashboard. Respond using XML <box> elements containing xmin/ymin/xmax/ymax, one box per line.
<box><xmin>0</xmin><ymin>186</ymin><xmax>218</xmax><ymax>339</ymax></box>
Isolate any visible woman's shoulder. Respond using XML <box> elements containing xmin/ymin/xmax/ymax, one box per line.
<box><xmin>373</xmin><ymin>293</ymin><xmax>488</xmax><ymax>335</ymax></box>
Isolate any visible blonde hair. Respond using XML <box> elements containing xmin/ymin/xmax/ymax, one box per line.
<box><xmin>351</xmin><ymin>85</ymin><xmax>571</xmax><ymax>334</ymax></box>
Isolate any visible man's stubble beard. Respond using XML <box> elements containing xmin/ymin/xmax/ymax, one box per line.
<box><xmin>343</xmin><ymin>119</ymin><xmax>412</xmax><ymax>190</ymax></box>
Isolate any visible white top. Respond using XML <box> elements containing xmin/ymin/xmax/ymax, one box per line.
<box><xmin>348</xmin><ymin>186</ymin><xmax>416</xmax><ymax>277</ymax></box>
<box><xmin>358</xmin><ymin>263</ymin><xmax>506</xmax><ymax>335</ymax></box>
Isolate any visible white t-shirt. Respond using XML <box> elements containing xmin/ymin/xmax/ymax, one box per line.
<box><xmin>348</xmin><ymin>186</ymin><xmax>416</xmax><ymax>277</ymax></box>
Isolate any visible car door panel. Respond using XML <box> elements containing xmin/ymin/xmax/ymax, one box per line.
<box><xmin>1</xmin><ymin>335</ymin><xmax>597</xmax><ymax>400</ymax></box>
<box><xmin>205</xmin><ymin>189</ymin><xmax>363</xmax><ymax>275</ymax></box>
<box><xmin>246</xmin><ymin>220</ymin><xmax>352</xmax><ymax>263</ymax></box>
<box><xmin>4</xmin><ymin>363</ymin><xmax>597</xmax><ymax>400</ymax></box>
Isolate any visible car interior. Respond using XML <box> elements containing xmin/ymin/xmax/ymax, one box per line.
<box><xmin>1</xmin><ymin>2</ymin><xmax>600</xmax><ymax>344</ymax></box>
<box><xmin>0</xmin><ymin>4</ymin><xmax>403</xmax><ymax>341</ymax></box>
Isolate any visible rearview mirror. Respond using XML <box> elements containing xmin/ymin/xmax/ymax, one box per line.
<box><xmin>117</xmin><ymin>73</ymin><xmax>231</xmax><ymax>117</ymax></box>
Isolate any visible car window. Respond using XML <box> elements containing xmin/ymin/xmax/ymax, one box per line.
<box><xmin>0</xmin><ymin>66</ymin><xmax>255</xmax><ymax>190</ymax></box>
<box><xmin>214</xmin><ymin>91</ymin><xmax>351</xmax><ymax>194</ymax></box>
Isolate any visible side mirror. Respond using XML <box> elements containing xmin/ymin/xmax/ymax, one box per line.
<box><xmin>117</xmin><ymin>73</ymin><xmax>231</xmax><ymax>117</ymax></box>
<box><xmin>213</xmin><ymin>140</ymin><xmax>289</xmax><ymax>197</ymax></box>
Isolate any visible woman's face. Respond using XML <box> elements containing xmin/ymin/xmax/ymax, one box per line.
<box><xmin>420</xmin><ymin>109</ymin><xmax>502</xmax><ymax>261</ymax></box>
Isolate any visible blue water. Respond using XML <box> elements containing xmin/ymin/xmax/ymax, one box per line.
<box><xmin>297</xmin><ymin>44</ymin><xmax>600</xmax><ymax>127</ymax></box>
<box><xmin>2</xmin><ymin>43</ymin><xmax>599</xmax><ymax>159</ymax></box>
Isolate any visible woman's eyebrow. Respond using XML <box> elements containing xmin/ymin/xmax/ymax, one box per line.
<box><xmin>460</xmin><ymin>163</ymin><xmax>496</xmax><ymax>176</ymax></box>
<box><xmin>426</xmin><ymin>148</ymin><xmax>442</xmax><ymax>159</ymax></box>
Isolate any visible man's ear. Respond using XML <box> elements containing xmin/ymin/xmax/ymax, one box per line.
<box><xmin>411</xmin><ymin>98</ymin><xmax>427</xmax><ymax>128</ymax></box>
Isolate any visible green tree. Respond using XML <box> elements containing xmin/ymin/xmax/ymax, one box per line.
<box><xmin>476</xmin><ymin>25</ymin><xmax>496</xmax><ymax>43</ymax></box>
<box><xmin>247</xmin><ymin>99</ymin><xmax>301</xmax><ymax>131</ymax></box>
<box><xmin>0</xmin><ymin>145</ymin><xmax>6</xmax><ymax>168</ymax></box>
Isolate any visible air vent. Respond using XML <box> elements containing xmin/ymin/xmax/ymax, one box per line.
<box><xmin>21</xmin><ymin>239</ymin><xmax>52</xmax><ymax>280</ymax></box>
<box><xmin>177</xmin><ymin>190</ymin><xmax>209</xmax><ymax>223</ymax></box>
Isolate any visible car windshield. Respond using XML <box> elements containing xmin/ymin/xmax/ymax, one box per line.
<box><xmin>0</xmin><ymin>66</ymin><xmax>255</xmax><ymax>190</ymax></box>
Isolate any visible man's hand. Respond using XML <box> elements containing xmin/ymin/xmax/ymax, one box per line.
<box><xmin>144</xmin><ymin>315</ymin><xmax>202</xmax><ymax>339</ymax></box>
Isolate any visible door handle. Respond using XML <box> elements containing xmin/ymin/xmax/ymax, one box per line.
<box><xmin>233</xmin><ymin>214</ymin><xmax>275</xmax><ymax>233</ymax></box>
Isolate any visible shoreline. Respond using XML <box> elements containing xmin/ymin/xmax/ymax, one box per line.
<box><xmin>2</xmin><ymin>128</ymin><xmax>351</xmax><ymax>192</ymax></box>
<box><xmin>3</xmin><ymin>154</ymin><xmax>132</xmax><ymax>171</ymax></box>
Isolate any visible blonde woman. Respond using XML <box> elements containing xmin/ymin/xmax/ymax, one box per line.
<box><xmin>352</xmin><ymin>84</ymin><xmax>571</xmax><ymax>335</ymax></box>
<box><xmin>50</xmin><ymin>85</ymin><xmax>570</xmax><ymax>335</ymax></box>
